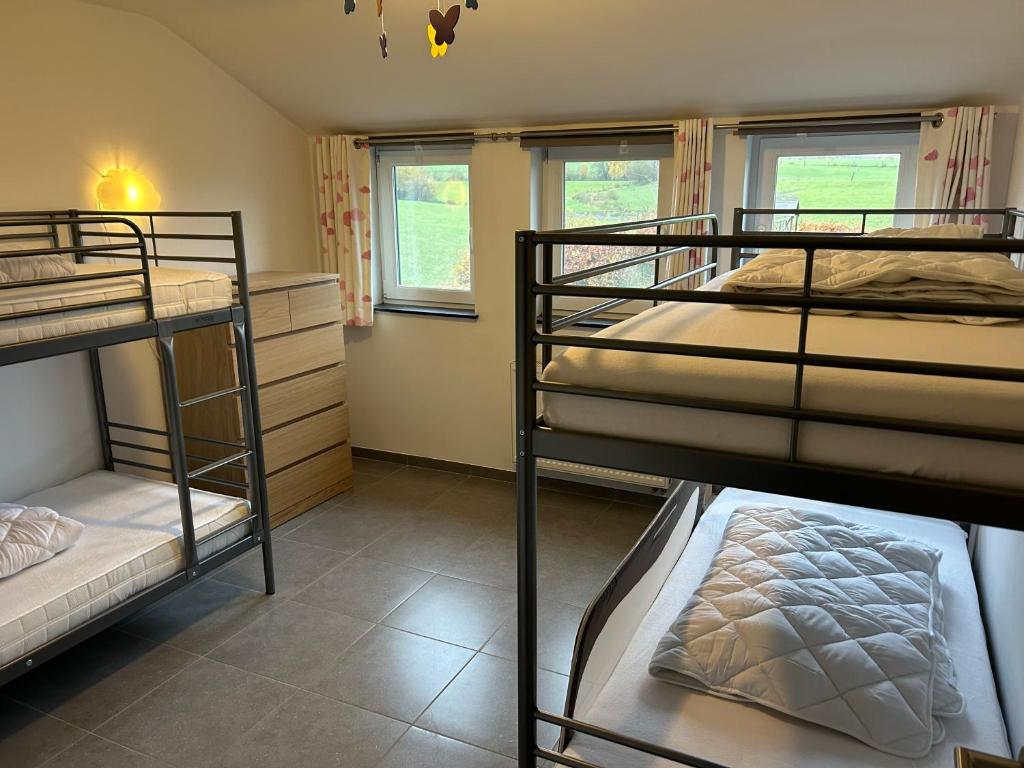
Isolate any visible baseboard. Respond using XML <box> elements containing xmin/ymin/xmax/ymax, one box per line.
<box><xmin>352</xmin><ymin>446</ymin><xmax>663</xmax><ymax>507</ymax></box>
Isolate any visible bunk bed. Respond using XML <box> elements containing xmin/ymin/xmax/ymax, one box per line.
<box><xmin>514</xmin><ymin>207</ymin><xmax>1024</xmax><ymax>768</ymax></box>
<box><xmin>0</xmin><ymin>210</ymin><xmax>274</xmax><ymax>684</ymax></box>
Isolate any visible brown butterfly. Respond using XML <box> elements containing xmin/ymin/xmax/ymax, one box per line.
<box><xmin>429</xmin><ymin>4</ymin><xmax>460</xmax><ymax>45</ymax></box>
<box><xmin>379</xmin><ymin>31</ymin><xmax>388</xmax><ymax>58</ymax></box>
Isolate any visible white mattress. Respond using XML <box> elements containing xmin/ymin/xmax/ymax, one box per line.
<box><xmin>0</xmin><ymin>263</ymin><xmax>232</xmax><ymax>346</ymax></box>
<box><xmin>563</xmin><ymin>488</ymin><xmax>1010</xmax><ymax>768</ymax></box>
<box><xmin>542</xmin><ymin>273</ymin><xmax>1024</xmax><ymax>490</ymax></box>
<box><xmin>0</xmin><ymin>470</ymin><xmax>251</xmax><ymax>667</ymax></box>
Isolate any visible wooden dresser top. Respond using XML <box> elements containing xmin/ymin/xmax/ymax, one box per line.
<box><xmin>247</xmin><ymin>271</ymin><xmax>339</xmax><ymax>293</ymax></box>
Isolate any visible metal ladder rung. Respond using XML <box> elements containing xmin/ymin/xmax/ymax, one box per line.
<box><xmin>180</xmin><ymin>385</ymin><xmax>246</xmax><ymax>408</ymax></box>
<box><xmin>187</xmin><ymin>450</ymin><xmax>251</xmax><ymax>480</ymax></box>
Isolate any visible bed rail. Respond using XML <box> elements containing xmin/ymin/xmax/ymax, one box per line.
<box><xmin>515</xmin><ymin>209</ymin><xmax>1024</xmax><ymax>768</ymax></box>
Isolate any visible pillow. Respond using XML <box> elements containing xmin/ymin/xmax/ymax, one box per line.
<box><xmin>0</xmin><ymin>504</ymin><xmax>84</xmax><ymax>579</ymax></box>
<box><xmin>0</xmin><ymin>241</ymin><xmax>75</xmax><ymax>285</ymax></box>
<box><xmin>868</xmin><ymin>222</ymin><xmax>984</xmax><ymax>239</ymax></box>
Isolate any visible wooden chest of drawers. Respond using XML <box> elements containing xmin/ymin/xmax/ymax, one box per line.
<box><xmin>177</xmin><ymin>272</ymin><xmax>352</xmax><ymax>529</ymax></box>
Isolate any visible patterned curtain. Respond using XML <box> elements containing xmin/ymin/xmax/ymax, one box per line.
<box><xmin>666</xmin><ymin>118</ymin><xmax>714</xmax><ymax>287</ymax></box>
<box><xmin>314</xmin><ymin>135</ymin><xmax>374</xmax><ymax>326</ymax></box>
<box><xmin>915</xmin><ymin>106</ymin><xmax>995</xmax><ymax>226</ymax></box>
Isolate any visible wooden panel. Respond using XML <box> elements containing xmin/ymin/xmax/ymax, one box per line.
<box><xmin>289</xmin><ymin>280</ymin><xmax>342</xmax><ymax>331</ymax></box>
<box><xmin>266</xmin><ymin>444</ymin><xmax>353</xmax><ymax>520</ymax></box>
<box><xmin>260</xmin><ymin>365</ymin><xmax>347</xmax><ymax>431</ymax></box>
<box><xmin>264</xmin><ymin>405</ymin><xmax>349</xmax><ymax>474</ymax></box>
<box><xmin>253</xmin><ymin>324</ymin><xmax>344</xmax><ymax>385</ymax></box>
<box><xmin>248</xmin><ymin>271</ymin><xmax>339</xmax><ymax>292</ymax></box>
<box><xmin>249</xmin><ymin>290</ymin><xmax>291</xmax><ymax>339</ymax></box>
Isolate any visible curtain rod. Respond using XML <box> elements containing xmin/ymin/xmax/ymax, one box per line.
<box><xmin>354</xmin><ymin>124</ymin><xmax>678</xmax><ymax>148</ymax></box>
<box><xmin>714</xmin><ymin>112</ymin><xmax>943</xmax><ymax>132</ymax></box>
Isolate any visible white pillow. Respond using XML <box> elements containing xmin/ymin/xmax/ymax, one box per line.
<box><xmin>0</xmin><ymin>241</ymin><xmax>75</xmax><ymax>284</ymax></box>
<box><xmin>0</xmin><ymin>504</ymin><xmax>84</xmax><ymax>579</ymax></box>
<box><xmin>868</xmin><ymin>222</ymin><xmax>984</xmax><ymax>239</ymax></box>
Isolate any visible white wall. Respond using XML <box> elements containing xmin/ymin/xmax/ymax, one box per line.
<box><xmin>0</xmin><ymin>0</ymin><xmax>316</xmax><ymax>499</ymax></box>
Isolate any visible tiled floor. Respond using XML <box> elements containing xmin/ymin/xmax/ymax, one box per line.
<box><xmin>0</xmin><ymin>458</ymin><xmax>656</xmax><ymax>768</ymax></box>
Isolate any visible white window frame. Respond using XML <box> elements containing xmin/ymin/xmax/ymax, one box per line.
<box><xmin>541</xmin><ymin>144</ymin><xmax>674</xmax><ymax>313</ymax></box>
<box><xmin>746</xmin><ymin>131</ymin><xmax>919</xmax><ymax>230</ymax></box>
<box><xmin>376</xmin><ymin>148</ymin><xmax>475</xmax><ymax>307</ymax></box>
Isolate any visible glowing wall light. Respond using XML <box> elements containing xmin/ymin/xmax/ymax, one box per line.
<box><xmin>95</xmin><ymin>168</ymin><xmax>161</xmax><ymax>211</ymax></box>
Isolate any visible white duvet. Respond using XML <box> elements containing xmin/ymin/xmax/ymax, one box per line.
<box><xmin>722</xmin><ymin>223</ymin><xmax>1024</xmax><ymax>324</ymax></box>
<box><xmin>649</xmin><ymin>505</ymin><xmax>964</xmax><ymax>758</ymax></box>
<box><xmin>0</xmin><ymin>504</ymin><xmax>83</xmax><ymax>579</ymax></box>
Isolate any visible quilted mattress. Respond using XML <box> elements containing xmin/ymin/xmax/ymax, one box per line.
<box><xmin>562</xmin><ymin>488</ymin><xmax>1009</xmax><ymax>768</ymax></box>
<box><xmin>0</xmin><ymin>263</ymin><xmax>232</xmax><ymax>346</ymax></box>
<box><xmin>0</xmin><ymin>470</ymin><xmax>251</xmax><ymax>667</ymax></box>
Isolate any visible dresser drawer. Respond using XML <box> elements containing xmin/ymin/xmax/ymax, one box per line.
<box><xmin>259</xmin><ymin>365</ymin><xmax>346</xmax><ymax>431</ymax></box>
<box><xmin>253</xmin><ymin>324</ymin><xmax>345</xmax><ymax>385</ymax></box>
<box><xmin>289</xmin><ymin>280</ymin><xmax>343</xmax><ymax>331</ymax></box>
<box><xmin>266</xmin><ymin>444</ymin><xmax>352</xmax><ymax>516</ymax></box>
<box><xmin>248</xmin><ymin>290</ymin><xmax>291</xmax><ymax>338</ymax></box>
<box><xmin>263</xmin><ymin>404</ymin><xmax>349</xmax><ymax>474</ymax></box>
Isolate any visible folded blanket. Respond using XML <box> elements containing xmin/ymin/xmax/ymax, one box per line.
<box><xmin>649</xmin><ymin>505</ymin><xmax>963</xmax><ymax>757</ymax></box>
<box><xmin>0</xmin><ymin>504</ymin><xmax>83</xmax><ymax>579</ymax></box>
<box><xmin>722</xmin><ymin>224</ymin><xmax>1023</xmax><ymax>325</ymax></box>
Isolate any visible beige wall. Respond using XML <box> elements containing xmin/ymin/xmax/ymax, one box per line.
<box><xmin>1008</xmin><ymin>97</ymin><xmax>1024</xmax><ymax>208</ymax></box>
<box><xmin>0</xmin><ymin>0</ymin><xmax>316</xmax><ymax>499</ymax></box>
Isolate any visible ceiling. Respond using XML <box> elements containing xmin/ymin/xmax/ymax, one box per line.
<box><xmin>87</xmin><ymin>0</ymin><xmax>1024</xmax><ymax>134</ymax></box>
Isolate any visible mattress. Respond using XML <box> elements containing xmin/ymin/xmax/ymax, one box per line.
<box><xmin>562</xmin><ymin>488</ymin><xmax>1010</xmax><ymax>768</ymax></box>
<box><xmin>0</xmin><ymin>470</ymin><xmax>251</xmax><ymax>667</ymax></box>
<box><xmin>0</xmin><ymin>263</ymin><xmax>232</xmax><ymax>346</ymax></box>
<box><xmin>541</xmin><ymin>273</ymin><xmax>1024</xmax><ymax>490</ymax></box>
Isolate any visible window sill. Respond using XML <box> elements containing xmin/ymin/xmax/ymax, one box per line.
<box><xmin>374</xmin><ymin>303</ymin><xmax>479</xmax><ymax>320</ymax></box>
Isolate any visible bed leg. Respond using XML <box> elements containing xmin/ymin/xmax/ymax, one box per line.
<box><xmin>516</xmin><ymin>230</ymin><xmax>539</xmax><ymax>768</ymax></box>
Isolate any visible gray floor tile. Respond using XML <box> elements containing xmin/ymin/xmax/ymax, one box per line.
<box><xmin>284</xmin><ymin>504</ymin><xmax>401</xmax><ymax>554</ymax></box>
<box><xmin>359</xmin><ymin>516</ymin><xmax>484</xmax><ymax>573</ymax></box>
<box><xmin>540</xmin><ymin>503</ymin><xmax>653</xmax><ymax>561</ymax></box>
<box><xmin>3</xmin><ymin>629</ymin><xmax>196</xmax><ymax>731</ymax></box>
<box><xmin>482</xmin><ymin>600</ymin><xmax>584</xmax><ymax>676</ymax></box>
<box><xmin>442</xmin><ymin>531</ymin><xmax>517</xmax><ymax>590</ymax></box>
<box><xmin>121</xmin><ymin>579</ymin><xmax>273</xmax><ymax>655</ymax></box>
<box><xmin>211</xmin><ymin>538</ymin><xmax>349</xmax><ymax>599</ymax></box>
<box><xmin>378</xmin><ymin>727</ymin><xmax>515</xmax><ymax>768</ymax></box>
<box><xmin>211</xmin><ymin>691</ymin><xmax>406</xmax><ymax>768</ymax></box>
<box><xmin>383</xmin><ymin>575</ymin><xmax>516</xmax><ymax>649</ymax></box>
<box><xmin>42</xmin><ymin>734</ymin><xmax>169</xmax><ymax>768</ymax></box>
<box><xmin>416</xmin><ymin>654</ymin><xmax>567</xmax><ymax>759</ymax></box>
<box><xmin>537</xmin><ymin>547</ymin><xmax>620</xmax><ymax>609</ymax></box>
<box><xmin>339</xmin><ymin>466</ymin><xmax>465</xmax><ymax>517</ymax></box>
<box><xmin>96</xmin><ymin>658</ymin><xmax>292</xmax><ymax>766</ymax></box>
<box><xmin>0</xmin><ymin>697</ymin><xmax>86</xmax><ymax>768</ymax></box>
<box><xmin>310</xmin><ymin>625</ymin><xmax>472</xmax><ymax>723</ymax></box>
<box><xmin>208</xmin><ymin>601</ymin><xmax>372</xmax><ymax>687</ymax></box>
<box><xmin>293</xmin><ymin>556</ymin><xmax>432</xmax><ymax>622</ymax></box>
<box><xmin>353</xmin><ymin>457</ymin><xmax>405</xmax><ymax>481</ymax></box>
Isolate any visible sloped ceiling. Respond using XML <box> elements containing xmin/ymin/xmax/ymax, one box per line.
<box><xmin>87</xmin><ymin>0</ymin><xmax>1024</xmax><ymax>133</ymax></box>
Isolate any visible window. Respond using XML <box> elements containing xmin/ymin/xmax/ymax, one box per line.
<box><xmin>746</xmin><ymin>132</ymin><xmax>919</xmax><ymax>233</ymax></box>
<box><xmin>542</xmin><ymin>144</ymin><xmax>673</xmax><ymax>310</ymax></box>
<box><xmin>377</xmin><ymin>149</ymin><xmax>474</xmax><ymax>306</ymax></box>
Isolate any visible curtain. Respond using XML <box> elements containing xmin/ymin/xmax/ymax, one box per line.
<box><xmin>666</xmin><ymin>118</ymin><xmax>714</xmax><ymax>287</ymax></box>
<box><xmin>915</xmin><ymin>106</ymin><xmax>995</xmax><ymax>226</ymax></box>
<box><xmin>314</xmin><ymin>135</ymin><xmax>374</xmax><ymax>326</ymax></box>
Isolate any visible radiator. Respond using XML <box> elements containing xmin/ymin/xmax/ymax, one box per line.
<box><xmin>509</xmin><ymin>362</ymin><xmax>669</xmax><ymax>493</ymax></box>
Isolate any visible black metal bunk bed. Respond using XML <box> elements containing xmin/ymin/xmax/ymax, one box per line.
<box><xmin>0</xmin><ymin>209</ymin><xmax>274</xmax><ymax>686</ymax></box>
<box><xmin>514</xmin><ymin>207</ymin><xmax>1024</xmax><ymax>768</ymax></box>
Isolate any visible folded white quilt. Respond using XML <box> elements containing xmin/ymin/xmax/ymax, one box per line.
<box><xmin>722</xmin><ymin>224</ymin><xmax>1023</xmax><ymax>325</ymax></box>
<box><xmin>649</xmin><ymin>506</ymin><xmax>964</xmax><ymax>757</ymax></box>
<box><xmin>0</xmin><ymin>504</ymin><xmax>83</xmax><ymax>579</ymax></box>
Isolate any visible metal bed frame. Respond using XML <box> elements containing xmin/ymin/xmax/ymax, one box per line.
<box><xmin>515</xmin><ymin>207</ymin><xmax>1024</xmax><ymax>768</ymax></box>
<box><xmin>0</xmin><ymin>209</ymin><xmax>274</xmax><ymax>686</ymax></box>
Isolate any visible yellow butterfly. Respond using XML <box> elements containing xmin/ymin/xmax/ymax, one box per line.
<box><xmin>427</xmin><ymin>23</ymin><xmax>447</xmax><ymax>57</ymax></box>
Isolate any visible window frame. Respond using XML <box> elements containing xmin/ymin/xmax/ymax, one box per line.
<box><xmin>376</xmin><ymin>147</ymin><xmax>475</xmax><ymax>307</ymax></box>
<box><xmin>541</xmin><ymin>144</ymin><xmax>674</xmax><ymax>314</ymax></box>
<box><xmin>745</xmin><ymin>131</ymin><xmax>920</xmax><ymax>231</ymax></box>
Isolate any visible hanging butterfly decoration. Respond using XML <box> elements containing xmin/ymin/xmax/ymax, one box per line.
<box><xmin>341</xmin><ymin>0</ymin><xmax>478</xmax><ymax>59</ymax></box>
